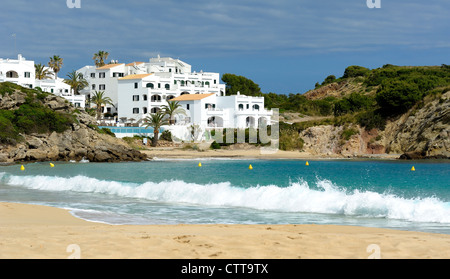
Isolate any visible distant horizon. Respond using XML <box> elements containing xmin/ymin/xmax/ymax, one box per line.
<box><xmin>1</xmin><ymin>0</ymin><xmax>449</xmax><ymax>94</ymax></box>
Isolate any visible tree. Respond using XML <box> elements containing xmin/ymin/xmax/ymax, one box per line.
<box><xmin>322</xmin><ymin>75</ymin><xmax>336</xmax><ymax>85</ymax></box>
<box><xmin>64</xmin><ymin>70</ymin><xmax>88</xmax><ymax>95</ymax></box>
<box><xmin>93</xmin><ymin>51</ymin><xmax>109</xmax><ymax>67</ymax></box>
<box><xmin>143</xmin><ymin>111</ymin><xmax>169</xmax><ymax>147</ymax></box>
<box><xmin>90</xmin><ymin>91</ymin><xmax>114</xmax><ymax>120</ymax></box>
<box><xmin>376</xmin><ymin>80</ymin><xmax>422</xmax><ymax>114</ymax></box>
<box><xmin>161</xmin><ymin>101</ymin><xmax>186</xmax><ymax>125</ymax></box>
<box><xmin>342</xmin><ymin>65</ymin><xmax>370</xmax><ymax>79</ymax></box>
<box><xmin>35</xmin><ymin>63</ymin><xmax>53</xmax><ymax>80</ymax></box>
<box><xmin>221</xmin><ymin>73</ymin><xmax>262</xmax><ymax>96</ymax></box>
<box><xmin>48</xmin><ymin>55</ymin><xmax>63</xmax><ymax>79</ymax></box>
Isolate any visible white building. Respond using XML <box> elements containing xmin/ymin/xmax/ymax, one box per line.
<box><xmin>77</xmin><ymin>56</ymin><xmax>225</xmax><ymax>120</ymax></box>
<box><xmin>170</xmin><ymin>92</ymin><xmax>273</xmax><ymax>129</ymax></box>
<box><xmin>0</xmin><ymin>54</ymin><xmax>35</xmax><ymax>89</ymax></box>
<box><xmin>0</xmin><ymin>54</ymin><xmax>85</xmax><ymax>108</ymax></box>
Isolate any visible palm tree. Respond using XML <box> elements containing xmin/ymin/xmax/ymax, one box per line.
<box><xmin>93</xmin><ymin>51</ymin><xmax>109</xmax><ymax>67</ymax></box>
<box><xmin>144</xmin><ymin>111</ymin><xmax>169</xmax><ymax>147</ymax></box>
<box><xmin>48</xmin><ymin>55</ymin><xmax>63</xmax><ymax>79</ymax></box>
<box><xmin>35</xmin><ymin>63</ymin><xmax>53</xmax><ymax>80</ymax></box>
<box><xmin>91</xmin><ymin>91</ymin><xmax>114</xmax><ymax>120</ymax></box>
<box><xmin>161</xmin><ymin>101</ymin><xmax>186</xmax><ymax>125</ymax></box>
<box><xmin>64</xmin><ymin>70</ymin><xmax>88</xmax><ymax>95</ymax></box>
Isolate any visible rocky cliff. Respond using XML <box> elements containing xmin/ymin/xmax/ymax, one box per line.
<box><xmin>299</xmin><ymin>91</ymin><xmax>450</xmax><ymax>159</ymax></box>
<box><xmin>0</xmin><ymin>84</ymin><xmax>147</xmax><ymax>164</ymax></box>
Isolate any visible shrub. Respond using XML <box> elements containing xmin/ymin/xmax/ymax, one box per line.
<box><xmin>342</xmin><ymin>66</ymin><xmax>370</xmax><ymax>79</ymax></box>
<box><xmin>210</xmin><ymin>141</ymin><xmax>221</xmax><ymax>149</ymax></box>
<box><xmin>341</xmin><ymin>128</ymin><xmax>358</xmax><ymax>140</ymax></box>
<box><xmin>160</xmin><ymin>130</ymin><xmax>173</xmax><ymax>142</ymax></box>
<box><xmin>357</xmin><ymin>110</ymin><xmax>386</xmax><ymax>130</ymax></box>
<box><xmin>375</xmin><ymin>80</ymin><xmax>422</xmax><ymax>114</ymax></box>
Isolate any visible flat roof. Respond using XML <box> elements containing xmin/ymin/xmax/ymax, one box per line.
<box><xmin>171</xmin><ymin>93</ymin><xmax>215</xmax><ymax>101</ymax></box>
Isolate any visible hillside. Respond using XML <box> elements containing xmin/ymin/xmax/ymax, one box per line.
<box><xmin>278</xmin><ymin>65</ymin><xmax>450</xmax><ymax>158</ymax></box>
<box><xmin>0</xmin><ymin>82</ymin><xmax>147</xmax><ymax>163</ymax></box>
<box><xmin>223</xmin><ymin>65</ymin><xmax>450</xmax><ymax>158</ymax></box>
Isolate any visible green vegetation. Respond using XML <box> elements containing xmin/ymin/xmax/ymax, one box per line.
<box><xmin>0</xmin><ymin>82</ymin><xmax>75</xmax><ymax>145</ymax></box>
<box><xmin>223</xmin><ymin>65</ymin><xmax>450</xmax><ymax>133</ymax></box>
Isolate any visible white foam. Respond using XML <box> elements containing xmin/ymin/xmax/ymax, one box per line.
<box><xmin>3</xmin><ymin>173</ymin><xmax>450</xmax><ymax>224</ymax></box>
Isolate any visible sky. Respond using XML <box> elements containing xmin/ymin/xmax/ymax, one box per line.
<box><xmin>1</xmin><ymin>0</ymin><xmax>449</xmax><ymax>94</ymax></box>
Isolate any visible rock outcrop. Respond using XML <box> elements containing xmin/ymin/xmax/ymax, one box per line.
<box><xmin>298</xmin><ymin>91</ymin><xmax>450</xmax><ymax>159</ymax></box>
<box><xmin>0</xmin><ymin>88</ymin><xmax>147</xmax><ymax>164</ymax></box>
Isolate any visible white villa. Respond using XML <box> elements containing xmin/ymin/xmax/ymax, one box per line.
<box><xmin>77</xmin><ymin>56</ymin><xmax>225</xmax><ymax>119</ymax></box>
<box><xmin>0</xmin><ymin>54</ymin><xmax>85</xmax><ymax>108</ymax></box>
<box><xmin>77</xmin><ymin>56</ymin><xmax>275</xmax><ymax>140</ymax></box>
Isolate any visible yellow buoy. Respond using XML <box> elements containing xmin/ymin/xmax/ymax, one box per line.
<box><xmin>198</xmin><ymin>162</ymin><xmax>202</xmax><ymax>167</ymax></box>
<box><xmin>306</xmin><ymin>161</ymin><xmax>309</xmax><ymax>166</ymax></box>
<box><xmin>50</xmin><ymin>163</ymin><xmax>55</xmax><ymax>168</ymax></box>
<box><xmin>411</xmin><ymin>166</ymin><xmax>415</xmax><ymax>171</ymax></box>
<box><xmin>249</xmin><ymin>164</ymin><xmax>253</xmax><ymax>170</ymax></box>
<box><xmin>20</xmin><ymin>165</ymin><xmax>25</xmax><ymax>171</ymax></box>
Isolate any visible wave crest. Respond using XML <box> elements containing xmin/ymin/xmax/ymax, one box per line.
<box><xmin>2</xmin><ymin>173</ymin><xmax>450</xmax><ymax>224</ymax></box>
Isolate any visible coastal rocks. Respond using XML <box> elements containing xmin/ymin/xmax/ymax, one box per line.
<box><xmin>385</xmin><ymin>91</ymin><xmax>450</xmax><ymax>158</ymax></box>
<box><xmin>0</xmin><ymin>88</ymin><xmax>147</xmax><ymax>164</ymax></box>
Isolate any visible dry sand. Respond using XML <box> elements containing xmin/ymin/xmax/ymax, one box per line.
<box><xmin>1</xmin><ymin>202</ymin><xmax>449</xmax><ymax>259</ymax></box>
<box><xmin>141</xmin><ymin>146</ymin><xmax>400</xmax><ymax>160</ymax></box>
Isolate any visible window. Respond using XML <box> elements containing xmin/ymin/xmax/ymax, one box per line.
<box><xmin>90</xmin><ymin>73</ymin><xmax>95</xmax><ymax>78</ymax></box>
<box><xmin>65</xmin><ymin>89</ymin><xmax>69</xmax><ymax>93</ymax></box>
<box><xmin>143</xmin><ymin>95</ymin><xmax>147</xmax><ymax>101</ymax></box>
<box><xmin>99</xmin><ymin>84</ymin><xmax>106</xmax><ymax>90</ymax></box>
<box><xmin>146</xmin><ymin>83</ymin><xmax>154</xmax><ymax>89</ymax></box>
<box><xmin>186</xmin><ymin>104</ymin><xmax>190</xmax><ymax>110</ymax></box>
<box><xmin>143</xmin><ymin>107</ymin><xmax>148</xmax><ymax>114</ymax></box>
<box><xmin>246</xmin><ymin>104</ymin><xmax>249</xmax><ymax>109</ymax></box>
<box><xmin>253</xmin><ymin>104</ymin><xmax>260</xmax><ymax>111</ymax></box>
<box><xmin>214</xmin><ymin>80</ymin><xmax>217</xmax><ymax>84</ymax></box>
<box><xmin>165</xmin><ymin>84</ymin><xmax>170</xmax><ymax>90</ymax></box>
<box><xmin>158</xmin><ymin>83</ymin><xmax>161</xmax><ymax>89</ymax></box>
<box><xmin>75</xmin><ymin>103</ymin><xmax>81</xmax><ymax>108</ymax></box>
<box><xmin>134</xmin><ymin>82</ymin><xmax>138</xmax><ymax>89</ymax></box>
<box><xmin>24</xmin><ymin>72</ymin><xmax>31</xmax><ymax>78</ymax></box>
<box><xmin>113</xmin><ymin>72</ymin><xmax>124</xmax><ymax>78</ymax></box>
<box><xmin>133</xmin><ymin>95</ymin><xmax>139</xmax><ymax>101</ymax></box>
<box><xmin>99</xmin><ymin>72</ymin><xmax>106</xmax><ymax>78</ymax></box>
<box><xmin>92</xmin><ymin>84</ymin><xmax>96</xmax><ymax>90</ymax></box>
<box><xmin>133</xmin><ymin>108</ymin><xmax>139</xmax><ymax>114</ymax></box>
<box><xmin>6</xmin><ymin>71</ymin><xmax>18</xmax><ymax>78</ymax></box>
<box><xmin>238</xmin><ymin>104</ymin><xmax>244</xmax><ymax>111</ymax></box>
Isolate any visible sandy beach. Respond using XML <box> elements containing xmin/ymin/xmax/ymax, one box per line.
<box><xmin>1</xmin><ymin>202</ymin><xmax>449</xmax><ymax>259</ymax></box>
<box><xmin>140</xmin><ymin>146</ymin><xmax>401</xmax><ymax>160</ymax></box>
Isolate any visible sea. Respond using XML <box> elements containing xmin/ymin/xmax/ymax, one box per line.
<box><xmin>0</xmin><ymin>158</ymin><xmax>449</xmax><ymax>234</ymax></box>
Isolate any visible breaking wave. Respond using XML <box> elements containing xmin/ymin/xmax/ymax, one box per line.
<box><xmin>2</xmin><ymin>173</ymin><xmax>450</xmax><ymax>224</ymax></box>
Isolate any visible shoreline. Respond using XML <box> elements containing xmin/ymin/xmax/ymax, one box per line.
<box><xmin>1</xmin><ymin>202</ymin><xmax>449</xmax><ymax>259</ymax></box>
<box><xmin>141</xmin><ymin>147</ymin><xmax>403</xmax><ymax>161</ymax></box>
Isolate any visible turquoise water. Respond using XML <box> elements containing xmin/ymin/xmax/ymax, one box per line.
<box><xmin>0</xmin><ymin>159</ymin><xmax>449</xmax><ymax>234</ymax></box>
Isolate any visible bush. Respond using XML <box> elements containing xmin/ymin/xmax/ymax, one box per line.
<box><xmin>160</xmin><ymin>130</ymin><xmax>172</xmax><ymax>141</ymax></box>
<box><xmin>279</xmin><ymin>129</ymin><xmax>304</xmax><ymax>151</ymax></box>
<box><xmin>210</xmin><ymin>141</ymin><xmax>221</xmax><ymax>149</ymax></box>
<box><xmin>341</xmin><ymin>128</ymin><xmax>358</xmax><ymax>140</ymax></box>
<box><xmin>357</xmin><ymin>110</ymin><xmax>386</xmax><ymax>130</ymax></box>
<box><xmin>375</xmin><ymin>80</ymin><xmax>422</xmax><ymax>114</ymax></box>
<box><xmin>342</xmin><ymin>66</ymin><xmax>370</xmax><ymax>79</ymax></box>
